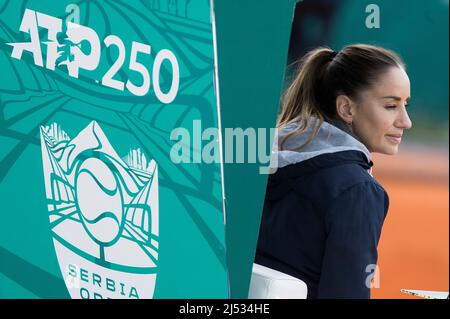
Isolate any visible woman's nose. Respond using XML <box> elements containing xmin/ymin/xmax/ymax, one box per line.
<box><xmin>395</xmin><ymin>107</ymin><xmax>413</xmax><ymax>129</ymax></box>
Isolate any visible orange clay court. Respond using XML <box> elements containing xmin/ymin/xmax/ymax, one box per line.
<box><xmin>371</xmin><ymin>146</ymin><xmax>449</xmax><ymax>299</ymax></box>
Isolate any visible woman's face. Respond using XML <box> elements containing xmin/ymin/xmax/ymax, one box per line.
<box><xmin>350</xmin><ymin>67</ymin><xmax>412</xmax><ymax>155</ymax></box>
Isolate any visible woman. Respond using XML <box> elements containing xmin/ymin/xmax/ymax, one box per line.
<box><xmin>254</xmin><ymin>44</ymin><xmax>412</xmax><ymax>299</ymax></box>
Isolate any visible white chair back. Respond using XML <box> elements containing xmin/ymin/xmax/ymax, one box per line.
<box><xmin>248</xmin><ymin>263</ymin><xmax>308</xmax><ymax>299</ymax></box>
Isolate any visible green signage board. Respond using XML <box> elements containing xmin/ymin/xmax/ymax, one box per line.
<box><xmin>0</xmin><ymin>0</ymin><xmax>300</xmax><ymax>299</ymax></box>
<box><xmin>0</xmin><ymin>0</ymin><xmax>228</xmax><ymax>298</ymax></box>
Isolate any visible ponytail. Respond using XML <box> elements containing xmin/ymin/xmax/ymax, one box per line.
<box><xmin>278</xmin><ymin>47</ymin><xmax>336</xmax><ymax>151</ymax></box>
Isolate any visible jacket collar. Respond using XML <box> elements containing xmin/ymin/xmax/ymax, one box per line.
<box><xmin>274</xmin><ymin>117</ymin><xmax>372</xmax><ymax>169</ymax></box>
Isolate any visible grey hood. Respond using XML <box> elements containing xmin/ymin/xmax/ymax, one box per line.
<box><xmin>275</xmin><ymin>117</ymin><xmax>372</xmax><ymax>169</ymax></box>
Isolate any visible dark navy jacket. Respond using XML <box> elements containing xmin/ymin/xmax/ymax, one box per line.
<box><xmin>254</xmin><ymin>118</ymin><xmax>389</xmax><ymax>299</ymax></box>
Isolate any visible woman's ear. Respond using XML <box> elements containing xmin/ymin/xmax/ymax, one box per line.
<box><xmin>335</xmin><ymin>95</ymin><xmax>354</xmax><ymax>124</ymax></box>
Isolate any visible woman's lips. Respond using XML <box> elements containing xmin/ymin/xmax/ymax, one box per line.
<box><xmin>386</xmin><ymin>134</ymin><xmax>402</xmax><ymax>144</ymax></box>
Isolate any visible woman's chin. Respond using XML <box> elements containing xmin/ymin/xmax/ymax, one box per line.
<box><xmin>369</xmin><ymin>143</ymin><xmax>400</xmax><ymax>156</ymax></box>
<box><xmin>377</xmin><ymin>146</ymin><xmax>399</xmax><ymax>156</ymax></box>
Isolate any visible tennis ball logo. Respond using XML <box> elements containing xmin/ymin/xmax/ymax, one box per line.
<box><xmin>41</xmin><ymin>122</ymin><xmax>159</xmax><ymax>299</ymax></box>
<box><xmin>75</xmin><ymin>157</ymin><xmax>124</xmax><ymax>246</ymax></box>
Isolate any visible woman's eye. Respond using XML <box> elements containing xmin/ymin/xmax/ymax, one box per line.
<box><xmin>385</xmin><ymin>105</ymin><xmax>397</xmax><ymax>109</ymax></box>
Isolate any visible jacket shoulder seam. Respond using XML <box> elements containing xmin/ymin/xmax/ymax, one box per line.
<box><xmin>323</xmin><ymin>179</ymin><xmax>386</xmax><ymax>217</ymax></box>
